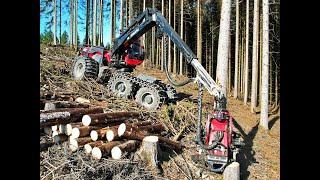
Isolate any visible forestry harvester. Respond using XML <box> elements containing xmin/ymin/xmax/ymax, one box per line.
<box><xmin>72</xmin><ymin>8</ymin><xmax>244</xmax><ymax>172</ymax></box>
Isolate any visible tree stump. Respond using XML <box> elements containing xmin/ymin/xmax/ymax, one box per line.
<box><xmin>223</xmin><ymin>162</ymin><xmax>240</xmax><ymax>180</ymax></box>
<box><xmin>136</xmin><ymin>136</ymin><xmax>162</xmax><ymax>172</ymax></box>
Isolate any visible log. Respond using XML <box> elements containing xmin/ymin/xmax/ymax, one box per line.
<box><xmin>84</xmin><ymin>141</ymin><xmax>104</xmax><ymax>154</ymax></box>
<box><xmin>42</xmin><ymin>100</ymin><xmax>90</xmax><ymax>109</ymax></box>
<box><xmin>40</xmin><ymin>107</ymin><xmax>104</xmax><ymax>127</ymax></box>
<box><xmin>71</xmin><ymin>126</ymin><xmax>101</xmax><ymax>138</ymax></box>
<box><xmin>69</xmin><ymin>137</ymin><xmax>93</xmax><ymax>152</ymax></box>
<box><xmin>111</xmin><ymin>140</ymin><xmax>140</xmax><ymax>159</ymax></box>
<box><xmin>51</xmin><ymin>125</ymin><xmax>58</xmax><ymax>132</ymax></box>
<box><xmin>66</xmin><ymin>122</ymin><xmax>82</xmax><ymax>136</ymax></box>
<box><xmin>82</xmin><ymin>111</ymin><xmax>140</xmax><ymax>126</ymax></box>
<box><xmin>106</xmin><ymin>126</ymin><xmax>120</xmax><ymax>142</ymax></box>
<box><xmin>90</xmin><ymin>125</ymin><xmax>120</xmax><ymax>141</ymax></box>
<box><xmin>122</xmin><ymin>129</ymin><xmax>181</xmax><ymax>150</ymax></box>
<box><xmin>223</xmin><ymin>162</ymin><xmax>240</xmax><ymax>180</ymax></box>
<box><xmin>136</xmin><ymin>136</ymin><xmax>161</xmax><ymax>169</ymax></box>
<box><xmin>117</xmin><ymin>121</ymin><xmax>157</xmax><ymax>137</ymax></box>
<box><xmin>91</xmin><ymin>141</ymin><xmax>123</xmax><ymax>160</ymax></box>
<box><xmin>53</xmin><ymin>134</ymin><xmax>68</xmax><ymax>143</ymax></box>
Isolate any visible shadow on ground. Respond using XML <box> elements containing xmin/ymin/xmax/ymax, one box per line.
<box><xmin>233</xmin><ymin>119</ymin><xmax>259</xmax><ymax>180</ymax></box>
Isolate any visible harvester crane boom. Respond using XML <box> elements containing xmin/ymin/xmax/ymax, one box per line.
<box><xmin>109</xmin><ymin>8</ymin><xmax>226</xmax><ymax>109</ymax></box>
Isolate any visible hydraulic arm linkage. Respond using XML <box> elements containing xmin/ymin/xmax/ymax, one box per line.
<box><xmin>109</xmin><ymin>8</ymin><xmax>230</xmax><ymax>155</ymax></box>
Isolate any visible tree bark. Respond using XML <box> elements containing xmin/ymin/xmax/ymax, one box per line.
<box><xmin>82</xmin><ymin>111</ymin><xmax>140</xmax><ymax>126</ymax></box>
<box><xmin>122</xmin><ymin>130</ymin><xmax>181</xmax><ymax>150</ymax></box>
<box><xmin>69</xmin><ymin>0</ymin><xmax>73</xmax><ymax>47</ymax></box>
<box><xmin>244</xmin><ymin>0</ymin><xmax>250</xmax><ymax>104</ymax></box>
<box><xmin>111</xmin><ymin>140</ymin><xmax>140</xmax><ymax>159</ymax></box>
<box><xmin>260</xmin><ymin>0</ymin><xmax>269</xmax><ymax>130</ymax></box>
<box><xmin>118</xmin><ymin>122</ymin><xmax>164</xmax><ymax>136</ymax></box>
<box><xmin>251</xmin><ymin>0</ymin><xmax>260</xmax><ymax>113</ymax></box>
<box><xmin>173</xmin><ymin>0</ymin><xmax>177</xmax><ymax>74</ymax></box>
<box><xmin>160</xmin><ymin>0</ymin><xmax>164</xmax><ymax>71</ymax></box>
<box><xmin>91</xmin><ymin>141</ymin><xmax>123</xmax><ymax>159</ymax></box>
<box><xmin>136</xmin><ymin>136</ymin><xmax>161</xmax><ymax>170</ymax></box>
<box><xmin>93</xmin><ymin>0</ymin><xmax>97</xmax><ymax>45</ymax></box>
<box><xmin>216</xmin><ymin>0</ymin><xmax>232</xmax><ymax>96</ymax></box>
<box><xmin>71</xmin><ymin>126</ymin><xmax>102</xmax><ymax>138</ymax></box>
<box><xmin>168</xmin><ymin>0</ymin><xmax>171</xmax><ymax>72</ymax></box>
<box><xmin>85</xmin><ymin>0</ymin><xmax>90</xmax><ymax>44</ymax></box>
<box><xmin>69</xmin><ymin>137</ymin><xmax>93</xmax><ymax>152</ymax></box>
<box><xmin>40</xmin><ymin>107</ymin><xmax>103</xmax><ymax>127</ymax></box>
<box><xmin>53</xmin><ymin>0</ymin><xmax>57</xmax><ymax>45</ymax></box>
<box><xmin>179</xmin><ymin>0</ymin><xmax>184</xmax><ymax>75</ymax></box>
<box><xmin>120</xmin><ymin>0</ymin><xmax>123</xmax><ymax>31</ymax></box>
<box><xmin>223</xmin><ymin>162</ymin><xmax>240</xmax><ymax>180</ymax></box>
<box><xmin>84</xmin><ymin>140</ymin><xmax>104</xmax><ymax>154</ymax></box>
<box><xmin>197</xmin><ymin>0</ymin><xmax>202</xmax><ymax>65</ymax></box>
<box><xmin>233</xmin><ymin>0</ymin><xmax>239</xmax><ymax>98</ymax></box>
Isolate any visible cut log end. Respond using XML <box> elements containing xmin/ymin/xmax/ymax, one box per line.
<box><xmin>69</xmin><ymin>139</ymin><xmax>78</xmax><ymax>152</ymax></box>
<box><xmin>144</xmin><ymin>136</ymin><xmax>159</xmax><ymax>143</ymax></box>
<box><xmin>90</xmin><ymin>130</ymin><xmax>98</xmax><ymax>141</ymax></box>
<box><xmin>51</xmin><ymin>125</ymin><xmax>58</xmax><ymax>132</ymax></box>
<box><xmin>66</xmin><ymin>124</ymin><xmax>73</xmax><ymax>136</ymax></box>
<box><xmin>84</xmin><ymin>144</ymin><xmax>93</xmax><ymax>154</ymax></box>
<box><xmin>106</xmin><ymin>130</ymin><xmax>115</xmax><ymax>142</ymax></box>
<box><xmin>92</xmin><ymin>147</ymin><xmax>102</xmax><ymax>160</ymax></box>
<box><xmin>111</xmin><ymin>147</ymin><xmax>122</xmax><ymax>159</ymax></box>
<box><xmin>82</xmin><ymin>115</ymin><xmax>91</xmax><ymax>126</ymax></box>
<box><xmin>118</xmin><ymin>123</ymin><xmax>126</xmax><ymax>137</ymax></box>
<box><xmin>71</xmin><ymin>128</ymin><xmax>80</xmax><ymax>138</ymax></box>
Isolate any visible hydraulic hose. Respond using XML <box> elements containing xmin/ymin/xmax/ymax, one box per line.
<box><xmin>163</xmin><ymin>35</ymin><xmax>193</xmax><ymax>87</ymax></box>
<box><xmin>196</xmin><ymin>83</ymin><xmax>226</xmax><ymax>150</ymax></box>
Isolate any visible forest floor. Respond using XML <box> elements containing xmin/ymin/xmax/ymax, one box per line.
<box><xmin>40</xmin><ymin>45</ymin><xmax>280</xmax><ymax>180</ymax></box>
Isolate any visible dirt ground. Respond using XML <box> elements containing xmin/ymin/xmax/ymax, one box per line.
<box><xmin>40</xmin><ymin>46</ymin><xmax>280</xmax><ymax>180</ymax></box>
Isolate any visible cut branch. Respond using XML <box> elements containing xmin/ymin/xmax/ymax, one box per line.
<box><xmin>91</xmin><ymin>141</ymin><xmax>123</xmax><ymax>160</ymax></box>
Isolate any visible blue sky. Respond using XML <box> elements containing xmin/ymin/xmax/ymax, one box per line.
<box><xmin>40</xmin><ymin>0</ymin><xmax>120</xmax><ymax>45</ymax></box>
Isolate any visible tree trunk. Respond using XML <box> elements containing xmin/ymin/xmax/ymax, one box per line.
<box><xmin>244</xmin><ymin>0</ymin><xmax>250</xmax><ymax>104</ymax></box>
<box><xmin>136</xmin><ymin>136</ymin><xmax>161</xmax><ymax>170</ymax></box>
<box><xmin>128</xmin><ymin>0</ymin><xmax>133</xmax><ymax>25</ymax></box>
<box><xmin>82</xmin><ymin>112</ymin><xmax>140</xmax><ymax>126</ymax></box>
<box><xmin>69</xmin><ymin>0</ymin><xmax>73</xmax><ymax>47</ymax></box>
<box><xmin>223</xmin><ymin>162</ymin><xmax>240</xmax><ymax>180</ymax></box>
<box><xmin>106</xmin><ymin>126</ymin><xmax>120</xmax><ymax>141</ymax></box>
<box><xmin>260</xmin><ymin>0</ymin><xmax>269</xmax><ymax>130</ymax></box>
<box><xmin>118</xmin><ymin>122</ymin><xmax>164</xmax><ymax>136</ymax></box>
<box><xmin>84</xmin><ymin>140</ymin><xmax>104</xmax><ymax>154</ymax></box>
<box><xmin>93</xmin><ymin>0</ymin><xmax>97</xmax><ymax>45</ymax></box>
<box><xmin>160</xmin><ymin>0</ymin><xmax>164</xmax><ymax>71</ymax></box>
<box><xmin>71</xmin><ymin>126</ymin><xmax>101</xmax><ymax>138</ymax></box>
<box><xmin>197</xmin><ymin>0</ymin><xmax>202</xmax><ymax>65</ymax></box>
<box><xmin>216</xmin><ymin>0</ymin><xmax>232</xmax><ymax>96</ymax></box>
<box><xmin>142</xmin><ymin>0</ymin><xmax>146</xmax><ymax>68</ymax></box>
<box><xmin>85</xmin><ymin>0</ymin><xmax>90</xmax><ymax>44</ymax></box>
<box><xmin>59</xmin><ymin>0</ymin><xmax>62</xmax><ymax>44</ymax></box>
<box><xmin>168</xmin><ymin>0</ymin><xmax>171</xmax><ymax>72</ymax></box>
<box><xmin>233</xmin><ymin>0</ymin><xmax>239</xmax><ymax>98</ymax></box>
<box><xmin>152</xmin><ymin>0</ymin><xmax>155</xmax><ymax>66</ymax></box>
<box><xmin>228</xmin><ymin>32</ymin><xmax>231</xmax><ymax>94</ymax></box>
<box><xmin>250</xmin><ymin>0</ymin><xmax>259</xmax><ymax>113</ymax></box>
<box><xmin>91</xmin><ymin>141</ymin><xmax>123</xmax><ymax>159</ymax></box>
<box><xmin>40</xmin><ymin>107</ymin><xmax>104</xmax><ymax>127</ymax></box>
<box><xmin>120</xmin><ymin>0</ymin><xmax>123</xmax><ymax>31</ymax></box>
<box><xmin>74</xmin><ymin>0</ymin><xmax>78</xmax><ymax>48</ymax></box>
<box><xmin>111</xmin><ymin>140</ymin><xmax>140</xmax><ymax>159</ymax></box>
<box><xmin>173</xmin><ymin>0</ymin><xmax>177</xmax><ymax>74</ymax></box>
<box><xmin>179</xmin><ymin>0</ymin><xmax>183</xmax><ymax>75</ymax></box>
<box><xmin>69</xmin><ymin>137</ymin><xmax>93</xmax><ymax>152</ymax></box>
<box><xmin>53</xmin><ymin>0</ymin><xmax>57</xmax><ymax>45</ymax></box>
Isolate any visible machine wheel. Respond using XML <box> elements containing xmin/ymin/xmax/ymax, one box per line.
<box><xmin>72</xmin><ymin>56</ymin><xmax>99</xmax><ymax>80</ymax></box>
<box><xmin>135</xmin><ymin>87</ymin><xmax>162</xmax><ymax>110</ymax></box>
<box><xmin>108</xmin><ymin>76</ymin><xmax>134</xmax><ymax>99</ymax></box>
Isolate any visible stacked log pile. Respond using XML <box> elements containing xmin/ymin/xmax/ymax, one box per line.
<box><xmin>40</xmin><ymin>98</ymin><xmax>182</xmax><ymax>161</ymax></box>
